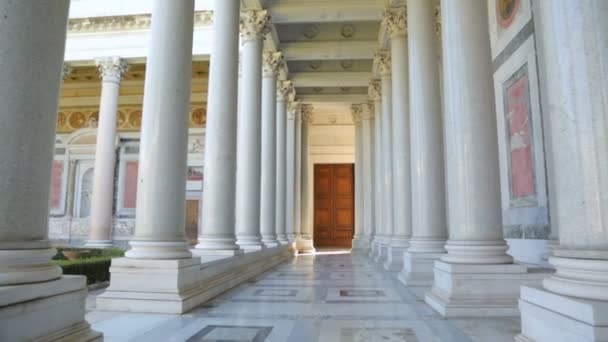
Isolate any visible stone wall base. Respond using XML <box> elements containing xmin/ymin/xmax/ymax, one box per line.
<box><xmin>516</xmin><ymin>285</ymin><xmax>608</xmax><ymax>342</ymax></box>
<box><xmin>0</xmin><ymin>276</ymin><xmax>101</xmax><ymax>341</ymax></box>
<box><xmin>425</xmin><ymin>260</ymin><xmax>549</xmax><ymax>317</ymax></box>
<box><xmin>97</xmin><ymin>246</ymin><xmax>292</xmax><ymax>314</ymax></box>
<box><xmin>398</xmin><ymin>251</ymin><xmax>444</xmax><ymax>286</ymax></box>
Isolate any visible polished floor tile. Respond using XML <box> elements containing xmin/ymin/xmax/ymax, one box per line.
<box><xmin>86</xmin><ymin>251</ymin><xmax>521</xmax><ymax>342</ymax></box>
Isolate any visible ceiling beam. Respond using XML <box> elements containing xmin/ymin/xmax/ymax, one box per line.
<box><xmin>291</xmin><ymin>72</ymin><xmax>371</xmax><ymax>87</ymax></box>
<box><xmin>280</xmin><ymin>41</ymin><xmax>376</xmax><ymax>61</ymax></box>
<box><xmin>267</xmin><ymin>0</ymin><xmax>385</xmax><ymax>24</ymax></box>
<box><xmin>297</xmin><ymin>94</ymin><xmax>368</xmax><ymax>103</ymax></box>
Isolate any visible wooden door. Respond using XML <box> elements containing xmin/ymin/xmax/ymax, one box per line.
<box><xmin>185</xmin><ymin>200</ymin><xmax>199</xmax><ymax>244</ymax></box>
<box><xmin>314</xmin><ymin>164</ymin><xmax>354</xmax><ymax>248</ymax></box>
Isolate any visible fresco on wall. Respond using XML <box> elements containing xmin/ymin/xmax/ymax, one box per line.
<box><xmin>503</xmin><ymin>64</ymin><xmax>536</xmax><ymax>206</ymax></box>
<box><xmin>496</xmin><ymin>0</ymin><xmax>520</xmax><ymax>30</ymax></box>
<box><xmin>79</xmin><ymin>168</ymin><xmax>94</xmax><ymax>217</ymax></box>
<box><xmin>124</xmin><ymin>161</ymin><xmax>139</xmax><ymax>209</ymax></box>
<box><xmin>49</xmin><ymin>160</ymin><xmax>64</xmax><ymax>210</ymax></box>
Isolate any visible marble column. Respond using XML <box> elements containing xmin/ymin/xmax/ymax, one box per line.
<box><xmin>362</xmin><ymin>103</ymin><xmax>375</xmax><ymax>249</ymax></box>
<box><xmin>518</xmin><ymin>1</ymin><xmax>608</xmax><ymax>341</ymax></box>
<box><xmin>125</xmin><ymin>0</ymin><xmax>195</xmax><ymax>260</ymax></box>
<box><xmin>351</xmin><ymin>105</ymin><xmax>366</xmax><ymax>252</ymax></box>
<box><xmin>0</xmin><ymin>1</ymin><xmax>100</xmax><ymax>339</ymax></box>
<box><xmin>368</xmin><ymin>80</ymin><xmax>383</xmax><ymax>259</ymax></box>
<box><xmin>275</xmin><ymin>80</ymin><xmax>293</xmax><ymax>245</ymax></box>
<box><xmin>294</xmin><ymin>110</ymin><xmax>303</xmax><ymax>241</ymax></box>
<box><xmin>383</xmin><ymin>7</ymin><xmax>412</xmax><ymax>271</ymax></box>
<box><xmin>260</xmin><ymin>51</ymin><xmax>283</xmax><ymax>248</ymax></box>
<box><xmin>297</xmin><ymin>105</ymin><xmax>316</xmax><ymax>253</ymax></box>
<box><xmin>195</xmin><ymin>0</ymin><xmax>242</xmax><ymax>257</ymax></box>
<box><xmin>425</xmin><ymin>0</ymin><xmax>543</xmax><ymax>318</ymax></box>
<box><xmin>285</xmin><ymin>101</ymin><xmax>299</xmax><ymax>243</ymax></box>
<box><xmin>86</xmin><ymin>56</ymin><xmax>128</xmax><ymax>248</ymax></box>
<box><xmin>399</xmin><ymin>0</ymin><xmax>447</xmax><ymax>286</ymax></box>
<box><xmin>235</xmin><ymin>10</ymin><xmax>270</xmax><ymax>251</ymax></box>
<box><xmin>374</xmin><ymin>51</ymin><xmax>393</xmax><ymax>265</ymax></box>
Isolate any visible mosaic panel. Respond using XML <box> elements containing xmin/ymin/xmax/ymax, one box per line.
<box><xmin>186</xmin><ymin>325</ymin><xmax>272</xmax><ymax>342</ymax></box>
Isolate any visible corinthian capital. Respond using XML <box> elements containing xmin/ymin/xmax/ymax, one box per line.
<box><xmin>351</xmin><ymin>104</ymin><xmax>363</xmax><ymax>125</ymax></box>
<box><xmin>374</xmin><ymin>50</ymin><xmax>392</xmax><ymax>76</ymax></box>
<box><xmin>301</xmin><ymin>104</ymin><xmax>314</xmax><ymax>124</ymax></box>
<box><xmin>287</xmin><ymin>101</ymin><xmax>300</xmax><ymax>120</ymax></box>
<box><xmin>277</xmin><ymin>80</ymin><xmax>294</xmax><ymax>102</ymax></box>
<box><xmin>262</xmin><ymin>51</ymin><xmax>284</xmax><ymax>77</ymax></box>
<box><xmin>95</xmin><ymin>56</ymin><xmax>128</xmax><ymax>83</ymax></box>
<box><xmin>382</xmin><ymin>6</ymin><xmax>407</xmax><ymax>37</ymax></box>
<box><xmin>368</xmin><ymin>79</ymin><xmax>382</xmax><ymax>101</ymax></box>
<box><xmin>240</xmin><ymin>10</ymin><xmax>271</xmax><ymax>42</ymax></box>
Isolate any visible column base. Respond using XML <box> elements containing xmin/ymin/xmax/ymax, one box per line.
<box><xmin>0</xmin><ymin>276</ymin><xmax>102</xmax><ymax>341</ymax></box>
<box><xmin>424</xmin><ymin>260</ymin><xmax>550</xmax><ymax>317</ymax></box>
<box><xmin>352</xmin><ymin>236</ymin><xmax>370</xmax><ymax>254</ymax></box>
<box><xmin>295</xmin><ymin>237</ymin><xmax>315</xmax><ymax>254</ymax></box>
<box><xmin>384</xmin><ymin>240</ymin><xmax>409</xmax><ymax>271</ymax></box>
<box><xmin>191</xmin><ymin>248</ymin><xmax>244</xmax><ymax>262</ymax></box>
<box><xmin>517</xmin><ymin>285</ymin><xmax>608</xmax><ymax>342</ymax></box>
<box><xmin>374</xmin><ymin>241</ymin><xmax>389</xmax><ymax>264</ymax></box>
<box><xmin>83</xmin><ymin>239</ymin><xmax>113</xmax><ymax>248</ymax></box>
<box><xmin>398</xmin><ymin>251</ymin><xmax>445</xmax><ymax>287</ymax></box>
<box><xmin>368</xmin><ymin>239</ymin><xmax>379</xmax><ymax>258</ymax></box>
<box><xmin>277</xmin><ymin>234</ymin><xmax>289</xmax><ymax>245</ymax></box>
<box><xmin>125</xmin><ymin>240</ymin><xmax>192</xmax><ymax>259</ymax></box>
<box><xmin>97</xmin><ymin>246</ymin><xmax>291</xmax><ymax>314</ymax></box>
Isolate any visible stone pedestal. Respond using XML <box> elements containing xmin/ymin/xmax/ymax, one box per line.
<box><xmin>384</xmin><ymin>244</ymin><xmax>407</xmax><ymax>271</ymax></box>
<box><xmin>399</xmin><ymin>250</ymin><xmax>444</xmax><ymax>286</ymax></box>
<box><xmin>425</xmin><ymin>261</ymin><xmax>548</xmax><ymax>317</ymax></box>
<box><xmin>516</xmin><ymin>285</ymin><xmax>608</xmax><ymax>342</ymax></box>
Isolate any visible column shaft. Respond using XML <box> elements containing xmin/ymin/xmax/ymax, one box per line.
<box><xmin>298</xmin><ymin>107</ymin><xmax>315</xmax><ymax>252</ymax></box>
<box><xmin>275</xmin><ymin>82</ymin><xmax>290</xmax><ymax>244</ymax></box>
<box><xmin>0</xmin><ymin>0</ymin><xmax>69</xmax><ymax>285</ymax></box>
<box><xmin>352</xmin><ymin>110</ymin><xmax>364</xmax><ymax>249</ymax></box>
<box><xmin>439</xmin><ymin>0</ymin><xmax>511</xmax><ymax>264</ymax></box>
<box><xmin>87</xmin><ymin>57</ymin><xmax>127</xmax><ymax>248</ymax></box>
<box><xmin>407</xmin><ymin>0</ymin><xmax>446</xmax><ymax>252</ymax></box>
<box><xmin>126</xmin><ymin>0</ymin><xmax>195</xmax><ymax>259</ymax></box>
<box><xmin>285</xmin><ymin>104</ymin><xmax>297</xmax><ymax>241</ymax></box>
<box><xmin>362</xmin><ymin>112</ymin><xmax>375</xmax><ymax>244</ymax></box>
<box><xmin>197</xmin><ymin>0</ymin><xmax>241</xmax><ymax>252</ymax></box>
<box><xmin>235</xmin><ymin>10</ymin><xmax>268</xmax><ymax>250</ymax></box>
<box><xmin>294</xmin><ymin>115</ymin><xmax>303</xmax><ymax>239</ymax></box>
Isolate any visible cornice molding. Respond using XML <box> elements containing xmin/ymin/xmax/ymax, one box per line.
<box><xmin>68</xmin><ymin>11</ymin><xmax>213</xmax><ymax>33</ymax></box>
<box><xmin>240</xmin><ymin>9</ymin><xmax>271</xmax><ymax>43</ymax></box>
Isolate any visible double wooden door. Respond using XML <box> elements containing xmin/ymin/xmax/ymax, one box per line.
<box><xmin>313</xmin><ymin>164</ymin><xmax>354</xmax><ymax>248</ymax></box>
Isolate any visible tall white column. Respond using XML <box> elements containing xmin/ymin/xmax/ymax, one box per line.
<box><xmin>0</xmin><ymin>1</ymin><xmax>100</xmax><ymax>339</ymax></box>
<box><xmin>351</xmin><ymin>105</ymin><xmax>366</xmax><ymax>252</ymax></box>
<box><xmin>294</xmin><ymin>111</ymin><xmax>303</xmax><ymax>240</ymax></box>
<box><xmin>86</xmin><ymin>57</ymin><xmax>128</xmax><ymax>248</ymax></box>
<box><xmin>399</xmin><ymin>0</ymin><xmax>447</xmax><ymax>286</ymax></box>
<box><xmin>383</xmin><ymin>7</ymin><xmax>412</xmax><ymax>271</ymax></box>
<box><xmin>374</xmin><ymin>51</ymin><xmax>393</xmax><ymax>265</ymax></box>
<box><xmin>425</xmin><ymin>0</ymin><xmax>543</xmax><ymax>318</ymax></box>
<box><xmin>125</xmin><ymin>0</ymin><xmax>195</xmax><ymax>260</ymax></box>
<box><xmin>275</xmin><ymin>80</ymin><xmax>292</xmax><ymax>244</ymax></box>
<box><xmin>285</xmin><ymin>101</ymin><xmax>299</xmax><ymax>242</ymax></box>
<box><xmin>235</xmin><ymin>10</ymin><xmax>270</xmax><ymax>251</ymax></box>
<box><xmin>296</xmin><ymin>105</ymin><xmax>316</xmax><ymax>253</ymax></box>
<box><xmin>260</xmin><ymin>51</ymin><xmax>283</xmax><ymax>247</ymax></box>
<box><xmin>368</xmin><ymin>80</ymin><xmax>383</xmax><ymax>259</ymax></box>
<box><xmin>195</xmin><ymin>0</ymin><xmax>242</xmax><ymax>257</ymax></box>
<box><xmin>362</xmin><ymin>103</ymin><xmax>375</xmax><ymax>248</ymax></box>
<box><xmin>518</xmin><ymin>1</ymin><xmax>608</xmax><ymax>340</ymax></box>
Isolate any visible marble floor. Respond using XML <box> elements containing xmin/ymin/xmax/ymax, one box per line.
<box><xmin>86</xmin><ymin>250</ymin><xmax>521</xmax><ymax>341</ymax></box>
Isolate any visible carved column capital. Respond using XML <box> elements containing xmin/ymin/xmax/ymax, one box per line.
<box><xmin>368</xmin><ymin>79</ymin><xmax>382</xmax><ymax>101</ymax></box>
<box><xmin>239</xmin><ymin>9</ymin><xmax>271</xmax><ymax>43</ymax></box>
<box><xmin>287</xmin><ymin>100</ymin><xmax>300</xmax><ymax>120</ymax></box>
<box><xmin>277</xmin><ymin>80</ymin><xmax>294</xmax><ymax>102</ymax></box>
<box><xmin>301</xmin><ymin>104</ymin><xmax>314</xmax><ymax>125</ymax></box>
<box><xmin>95</xmin><ymin>56</ymin><xmax>128</xmax><ymax>83</ymax></box>
<box><xmin>361</xmin><ymin>103</ymin><xmax>374</xmax><ymax>120</ymax></box>
<box><xmin>382</xmin><ymin>6</ymin><xmax>407</xmax><ymax>38</ymax></box>
<box><xmin>62</xmin><ymin>63</ymin><xmax>73</xmax><ymax>81</ymax></box>
<box><xmin>374</xmin><ymin>50</ymin><xmax>392</xmax><ymax>76</ymax></box>
<box><xmin>262</xmin><ymin>51</ymin><xmax>284</xmax><ymax>78</ymax></box>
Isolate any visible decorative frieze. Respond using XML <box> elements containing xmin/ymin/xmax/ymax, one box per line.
<box><xmin>68</xmin><ymin>11</ymin><xmax>213</xmax><ymax>33</ymax></box>
<box><xmin>382</xmin><ymin>7</ymin><xmax>407</xmax><ymax>37</ymax></box>
<box><xmin>374</xmin><ymin>50</ymin><xmax>392</xmax><ymax>76</ymax></box>
<box><xmin>95</xmin><ymin>57</ymin><xmax>129</xmax><ymax>83</ymax></box>
<box><xmin>262</xmin><ymin>51</ymin><xmax>284</xmax><ymax>77</ymax></box>
<box><xmin>239</xmin><ymin>10</ymin><xmax>271</xmax><ymax>42</ymax></box>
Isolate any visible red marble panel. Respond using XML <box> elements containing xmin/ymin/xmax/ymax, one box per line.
<box><xmin>49</xmin><ymin>160</ymin><xmax>64</xmax><ymax>209</ymax></box>
<box><xmin>506</xmin><ymin>68</ymin><xmax>535</xmax><ymax>198</ymax></box>
<box><xmin>124</xmin><ymin>161</ymin><xmax>138</xmax><ymax>209</ymax></box>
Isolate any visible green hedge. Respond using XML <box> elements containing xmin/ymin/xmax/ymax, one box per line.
<box><xmin>51</xmin><ymin>247</ymin><xmax>125</xmax><ymax>285</ymax></box>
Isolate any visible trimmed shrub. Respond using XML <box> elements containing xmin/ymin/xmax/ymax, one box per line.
<box><xmin>51</xmin><ymin>247</ymin><xmax>125</xmax><ymax>284</ymax></box>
